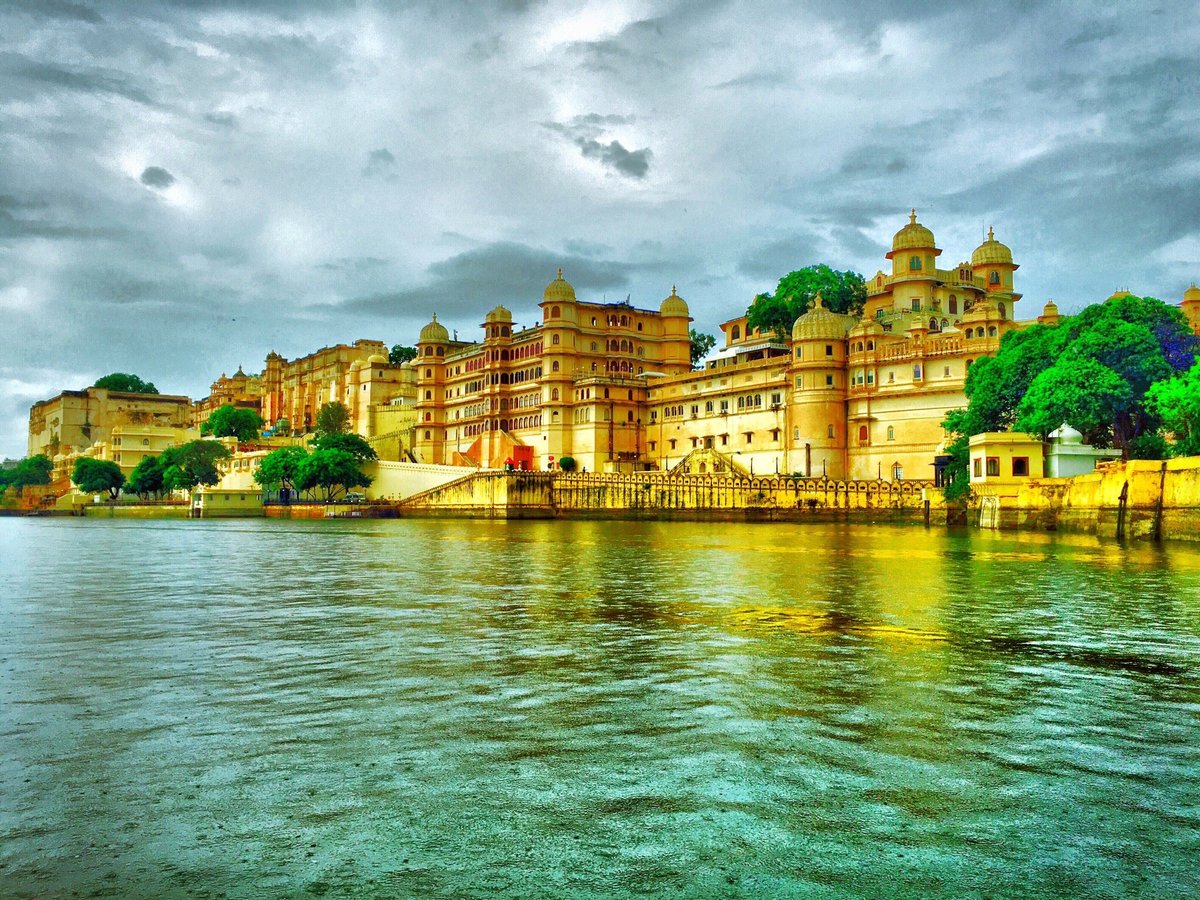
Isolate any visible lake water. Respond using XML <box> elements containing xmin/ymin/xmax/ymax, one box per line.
<box><xmin>2</xmin><ymin>518</ymin><xmax>1199</xmax><ymax>898</ymax></box>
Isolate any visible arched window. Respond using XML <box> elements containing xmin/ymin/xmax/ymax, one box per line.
<box><xmin>731</xmin><ymin>325</ymin><xmax>741</xmax><ymax>340</ymax></box>
<box><xmin>988</xmin><ymin>326</ymin><xmax>998</xmax><ymax>337</ymax></box>
<box><xmin>858</xmin><ymin>425</ymin><xmax>869</xmax><ymax>442</ymax></box>
<box><xmin>875</xmin><ymin>308</ymin><xmax>885</xmax><ymax>320</ymax></box>
<box><xmin>929</xmin><ymin>318</ymin><xmax>938</xmax><ymax>331</ymax></box>
<box><xmin>892</xmin><ymin>462</ymin><xmax>903</xmax><ymax>481</ymax></box>
<box><xmin>989</xmin><ymin>271</ymin><xmax>999</xmax><ymax>285</ymax></box>
<box><xmin>887</xmin><ymin>426</ymin><xmax>895</xmax><ymax>441</ymax></box>
<box><xmin>591</xmin><ymin>342</ymin><xmax>597</xmax><ymax>351</ymax></box>
<box><xmin>867</xmin><ymin>341</ymin><xmax>874</xmax><ymax>350</ymax></box>
<box><xmin>424</xmin><ymin>412</ymin><xmax>431</xmax><ymax>422</ymax></box>
<box><xmin>551</xmin><ymin>388</ymin><xmax>559</xmax><ymax>401</ymax></box>
<box><xmin>949</xmin><ymin>296</ymin><xmax>958</xmax><ymax>314</ymax></box>
<box><xmin>552</xmin><ymin>334</ymin><xmax>560</xmax><ymax>345</ymax></box>
<box><xmin>424</xmin><ymin>390</ymin><xmax>432</xmax><ymax>400</ymax></box>
<box><xmin>827</xmin><ymin>425</ymin><xmax>834</xmax><ymax>438</ymax></box>
<box><xmin>941</xmin><ymin>318</ymin><xmax>948</xmax><ymax>329</ymax></box>
<box><xmin>551</xmin><ymin>305</ymin><xmax>560</xmax><ymax>317</ymax></box>
<box><xmin>855</xmin><ymin>342</ymin><xmax>864</xmax><ymax>352</ymax></box>
<box><xmin>909</xmin><ymin>256</ymin><xmax>921</xmax><ymax>271</ymax></box>
<box><xmin>998</xmin><ymin>302</ymin><xmax>1006</xmax><ymax>319</ymax></box>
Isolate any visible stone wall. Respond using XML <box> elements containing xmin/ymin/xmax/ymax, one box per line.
<box><xmin>399</xmin><ymin>470</ymin><xmax>934</xmax><ymax>521</ymax></box>
<box><xmin>971</xmin><ymin>456</ymin><xmax>1200</xmax><ymax>542</ymax></box>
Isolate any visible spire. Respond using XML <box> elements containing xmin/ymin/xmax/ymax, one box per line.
<box><xmin>556</xmin><ymin>267</ymin><xmax>563</xmax><ymax>279</ymax></box>
<box><xmin>987</xmin><ymin>225</ymin><xmax>995</xmax><ymax>241</ymax></box>
<box><xmin>909</xmin><ymin>208</ymin><xmax>917</xmax><ymax>224</ymax></box>
<box><xmin>671</xmin><ymin>284</ymin><xmax>677</xmax><ymax>296</ymax></box>
<box><xmin>813</xmin><ymin>292</ymin><xmax>826</xmax><ymax>309</ymax></box>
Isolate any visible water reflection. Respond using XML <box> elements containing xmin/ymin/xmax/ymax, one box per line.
<box><xmin>1</xmin><ymin>518</ymin><xmax>1199</xmax><ymax>897</ymax></box>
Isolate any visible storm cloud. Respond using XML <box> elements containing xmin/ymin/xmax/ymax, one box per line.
<box><xmin>0</xmin><ymin>0</ymin><xmax>1198</xmax><ymax>457</ymax></box>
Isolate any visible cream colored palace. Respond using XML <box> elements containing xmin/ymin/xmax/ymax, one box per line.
<box><xmin>411</xmin><ymin>211</ymin><xmax>1092</xmax><ymax>479</ymax></box>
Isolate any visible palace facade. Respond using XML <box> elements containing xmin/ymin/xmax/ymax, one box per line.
<box><xmin>409</xmin><ymin>212</ymin><xmax>1049</xmax><ymax>477</ymax></box>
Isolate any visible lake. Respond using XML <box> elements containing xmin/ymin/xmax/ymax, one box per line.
<box><xmin>2</xmin><ymin>518</ymin><xmax>1199</xmax><ymax>897</ymax></box>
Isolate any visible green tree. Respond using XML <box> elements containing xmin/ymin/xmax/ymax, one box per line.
<box><xmin>73</xmin><ymin>458</ymin><xmax>125</xmax><ymax>499</ymax></box>
<box><xmin>746</xmin><ymin>264</ymin><xmax>867</xmax><ymax>339</ymax></box>
<box><xmin>689</xmin><ymin>329</ymin><xmax>717</xmax><ymax>369</ymax></box>
<box><xmin>939</xmin><ymin>410</ymin><xmax>972</xmax><ymax>504</ymax></box>
<box><xmin>557</xmin><ymin>455</ymin><xmax>577</xmax><ymax>472</ymax></box>
<box><xmin>125</xmin><ymin>455</ymin><xmax>166</xmax><ymax>499</ymax></box>
<box><xmin>93</xmin><ymin>373</ymin><xmax>158</xmax><ymax>394</ymax></box>
<box><xmin>314</xmin><ymin>401</ymin><xmax>351</xmax><ymax>438</ymax></box>
<box><xmin>254</xmin><ymin>446</ymin><xmax>309</xmax><ymax>492</ymax></box>
<box><xmin>389</xmin><ymin>345</ymin><xmax>417</xmax><ymax>365</ymax></box>
<box><xmin>1147</xmin><ymin>362</ymin><xmax>1200</xmax><ymax>457</ymax></box>
<box><xmin>312</xmin><ymin>432</ymin><xmax>378</xmax><ymax>461</ymax></box>
<box><xmin>295</xmin><ymin>448</ymin><xmax>372</xmax><ymax>502</ymax></box>
<box><xmin>10</xmin><ymin>454</ymin><xmax>53</xmax><ymax>488</ymax></box>
<box><xmin>159</xmin><ymin>440</ymin><xmax>231</xmax><ymax>492</ymax></box>
<box><xmin>201</xmin><ymin>404</ymin><xmax>265</xmax><ymax>442</ymax></box>
<box><xmin>1014</xmin><ymin>357</ymin><xmax>1134</xmax><ymax>445</ymax></box>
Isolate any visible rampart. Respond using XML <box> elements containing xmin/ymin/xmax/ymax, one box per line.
<box><xmin>971</xmin><ymin>457</ymin><xmax>1200</xmax><ymax>542</ymax></box>
<box><xmin>398</xmin><ymin>471</ymin><xmax>934</xmax><ymax>521</ymax></box>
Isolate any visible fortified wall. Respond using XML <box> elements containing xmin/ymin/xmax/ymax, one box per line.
<box><xmin>972</xmin><ymin>457</ymin><xmax>1200</xmax><ymax>542</ymax></box>
<box><xmin>399</xmin><ymin>470</ymin><xmax>933</xmax><ymax>521</ymax></box>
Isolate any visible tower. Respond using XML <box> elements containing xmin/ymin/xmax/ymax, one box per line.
<box><xmin>414</xmin><ymin>314</ymin><xmax>449</xmax><ymax>463</ymax></box>
<box><xmin>971</xmin><ymin>226</ymin><xmax>1020</xmax><ymax>319</ymax></box>
<box><xmin>788</xmin><ymin>294</ymin><xmax>855</xmax><ymax>479</ymax></box>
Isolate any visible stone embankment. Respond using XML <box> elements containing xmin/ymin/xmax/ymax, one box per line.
<box><xmin>970</xmin><ymin>456</ymin><xmax>1200</xmax><ymax>542</ymax></box>
<box><xmin>398</xmin><ymin>470</ymin><xmax>934</xmax><ymax>521</ymax></box>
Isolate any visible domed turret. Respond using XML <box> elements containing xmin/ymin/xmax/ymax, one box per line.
<box><xmin>419</xmin><ymin>313</ymin><xmax>449</xmax><ymax>343</ymax></box>
<box><xmin>971</xmin><ymin>226</ymin><xmax>1014</xmax><ymax>267</ymax></box>
<box><xmin>1049</xmin><ymin>423</ymin><xmax>1083</xmax><ymax>445</ymax></box>
<box><xmin>484</xmin><ymin>305</ymin><xmax>512</xmax><ymax>323</ymax></box>
<box><xmin>543</xmin><ymin>268</ymin><xmax>576</xmax><ymax>304</ymax></box>
<box><xmin>886</xmin><ymin>209</ymin><xmax>938</xmax><ymax>258</ymax></box>
<box><xmin>367</xmin><ymin>353</ymin><xmax>387</xmax><ymax>366</ymax></box>
<box><xmin>660</xmin><ymin>285</ymin><xmax>689</xmax><ymax>317</ymax></box>
<box><xmin>1183</xmin><ymin>283</ymin><xmax>1200</xmax><ymax>304</ymax></box>
<box><xmin>791</xmin><ymin>294</ymin><xmax>855</xmax><ymax>341</ymax></box>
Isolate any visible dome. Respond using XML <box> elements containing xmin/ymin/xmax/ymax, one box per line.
<box><xmin>367</xmin><ymin>353</ymin><xmax>387</xmax><ymax>365</ymax></box>
<box><xmin>660</xmin><ymin>285</ymin><xmax>689</xmax><ymax>317</ymax></box>
<box><xmin>1107</xmin><ymin>289</ymin><xmax>1133</xmax><ymax>301</ymax></box>
<box><xmin>791</xmin><ymin>294</ymin><xmax>855</xmax><ymax>341</ymax></box>
<box><xmin>1042</xmin><ymin>299</ymin><xmax>1059</xmax><ymax>316</ymax></box>
<box><xmin>419</xmin><ymin>313</ymin><xmax>449</xmax><ymax>343</ymax></box>
<box><xmin>484</xmin><ymin>305</ymin><xmax>512</xmax><ymax>323</ymax></box>
<box><xmin>971</xmin><ymin>226</ymin><xmax>1014</xmax><ymax>267</ymax></box>
<box><xmin>350</xmin><ymin>359</ymin><xmax>366</xmax><ymax>370</ymax></box>
<box><xmin>1184</xmin><ymin>283</ymin><xmax>1200</xmax><ymax>303</ymax></box>
<box><xmin>543</xmin><ymin>268</ymin><xmax>576</xmax><ymax>303</ymax></box>
<box><xmin>1049</xmin><ymin>422</ymin><xmax>1083</xmax><ymax>445</ymax></box>
<box><xmin>887</xmin><ymin>209</ymin><xmax>937</xmax><ymax>257</ymax></box>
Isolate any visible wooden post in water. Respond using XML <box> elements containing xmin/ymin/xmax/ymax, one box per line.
<box><xmin>923</xmin><ymin>498</ymin><xmax>931</xmax><ymax>527</ymax></box>
<box><xmin>1116</xmin><ymin>481</ymin><xmax>1129</xmax><ymax>540</ymax></box>
<box><xmin>1153</xmin><ymin>461</ymin><xmax>1167</xmax><ymax>543</ymax></box>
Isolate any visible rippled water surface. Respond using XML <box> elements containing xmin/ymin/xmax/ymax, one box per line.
<box><xmin>2</xmin><ymin>518</ymin><xmax>1200</xmax><ymax>898</ymax></box>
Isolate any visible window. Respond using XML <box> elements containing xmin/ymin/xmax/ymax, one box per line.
<box><xmin>827</xmin><ymin>425</ymin><xmax>834</xmax><ymax>438</ymax></box>
<box><xmin>795</xmin><ymin>347</ymin><xmax>802</xmax><ymax>359</ymax></box>
<box><xmin>858</xmin><ymin>425</ymin><xmax>868</xmax><ymax>442</ymax></box>
<box><xmin>794</xmin><ymin>426</ymin><xmax>800</xmax><ymax>440</ymax></box>
<box><xmin>988</xmin><ymin>326</ymin><xmax>998</xmax><ymax>337</ymax></box>
<box><xmin>552</xmin><ymin>334</ymin><xmax>560</xmax><ymax>345</ymax></box>
<box><xmin>731</xmin><ymin>325</ymin><xmax>741</xmax><ymax>340</ymax></box>
<box><xmin>986</xmin><ymin>457</ymin><xmax>1000</xmax><ymax>477</ymax></box>
<box><xmin>551</xmin><ymin>305</ymin><xmax>560</xmax><ymax>317</ymax></box>
<box><xmin>892</xmin><ymin>463</ymin><xmax>903</xmax><ymax>481</ymax></box>
<box><xmin>989</xmin><ymin>271</ymin><xmax>1000</xmax><ymax>285</ymax></box>
<box><xmin>911</xmin><ymin>299</ymin><xmax>921</xmax><ymax>311</ymax></box>
<box><xmin>551</xmin><ymin>361</ymin><xmax>560</xmax><ymax>372</ymax></box>
<box><xmin>771</xmin><ymin>393</ymin><xmax>781</xmax><ymax>405</ymax></box>
<box><xmin>909</xmin><ymin>255</ymin><xmax>921</xmax><ymax>271</ymax></box>
<box><xmin>1012</xmin><ymin>457</ymin><xmax>1029</xmax><ymax>477</ymax></box>
<box><xmin>825</xmin><ymin>344</ymin><xmax>833</xmax><ymax>356</ymax></box>
<box><xmin>949</xmin><ymin>296</ymin><xmax>958</xmax><ymax>314</ymax></box>
<box><xmin>721</xmin><ymin>434</ymin><xmax>728</xmax><ymax>446</ymax></box>
<box><xmin>973</xmin><ymin>458</ymin><xmax>982</xmax><ymax>477</ymax></box>
<box><xmin>744</xmin><ymin>432</ymin><xmax>753</xmax><ymax>444</ymax></box>
<box><xmin>795</xmin><ymin>375</ymin><xmax>803</xmax><ymax>388</ymax></box>
<box><xmin>690</xmin><ymin>405</ymin><xmax>698</xmax><ymax>417</ymax></box>
<box><xmin>591</xmin><ymin>342</ymin><xmax>597</xmax><ymax>351</ymax></box>
<box><xmin>913</xmin><ymin>365</ymin><xmax>922</xmax><ymax>380</ymax></box>
<box><xmin>888</xmin><ymin>371</ymin><xmax>895</xmax><ymax>383</ymax></box>
<box><xmin>551</xmin><ymin>388</ymin><xmax>559</xmax><ymax>400</ymax></box>
<box><xmin>705</xmin><ymin>401</ymin><xmax>713</xmax><ymax>413</ymax></box>
<box><xmin>825</xmin><ymin>374</ymin><xmax>834</xmax><ymax>387</ymax></box>
<box><xmin>720</xmin><ymin>400</ymin><xmax>729</xmax><ymax>413</ymax></box>
<box><xmin>998</xmin><ymin>302</ymin><xmax>1007</xmax><ymax>319</ymax></box>
<box><xmin>886</xmin><ymin>426</ymin><xmax>894</xmax><ymax>441</ymax></box>
<box><xmin>669</xmin><ymin>439</ymin><xmax>677</xmax><ymax>450</ymax></box>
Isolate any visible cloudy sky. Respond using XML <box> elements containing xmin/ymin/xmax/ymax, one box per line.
<box><xmin>2</xmin><ymin>0</ymin><xmax>1197</xmax><ymax>458</ymax></box>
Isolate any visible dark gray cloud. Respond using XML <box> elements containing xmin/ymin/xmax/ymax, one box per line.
<box><xmin>344</xmin><ymin>241</ymin><xmax>638</xmax><ymax>323</ymax></box>
<box><xmin>0</xmin><ymin>52</ymin><xmax>154</xmax><ymax>104</ymax></box>
<box><xmin>545</xmin><ymin>115</ymin><xmax>652</xmax><ymax>179</ymax></box>
<box><xmin>139</xmin><ymin>166</ymin><xmax>175</xmax><ymax>189</ymax></box>
<box><xmin>362</xmin><ymin>148</ymin><xmax>398</xmax><ymax>181</ymax></box>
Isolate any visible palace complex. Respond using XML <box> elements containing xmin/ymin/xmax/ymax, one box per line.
<box><xmin>28</xmin><ymin>211</ymin><xmax>1200</xmax><ymax>487</ymax></box>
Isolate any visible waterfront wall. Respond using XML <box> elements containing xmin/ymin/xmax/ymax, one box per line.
<box><xmin>972</xmin><ymin>456</ymin><xmax>1200</xmax><ymax>542</ymax></box>
<box><xmin>399</xmin><ymin>471</ymin><xmax>934</xmax><ymax>520</ymax></box>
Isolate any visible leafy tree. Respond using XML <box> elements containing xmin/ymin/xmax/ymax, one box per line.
<box><xmin>201</xmin><ymin>404</ymin><xmax>265</xmax><ymax>442</ymax></box>
<box><xmin>159</xmin><ymin>440</ymin><xmax>231</xmax><ymax>492</ymax></box>
<box><xmin>10</xmin><ymin>454</ymin><xmax>53</xmax><ymax>488</ymax></box>
<box><xmin>389</xmin><ymin>345</ymin><xmax>417</xmax><ymax>365</ymax></box>
<box><xmin>1015</xmin><ymin>357</ymin><xmax>1133</xmax><ymax>445</ymax></box>
<box><xmin>312</xmin><ymin>432</ymin><xmax>378</xmax><ymax>461</ymax></box>
<box><xmin>93</xmin><ymin>373</ymin><xmax>158</xmax><ymax>394</ymax></box>
<box><xmin>314</xmin><ymin>401</ymin><xmax>351</xmax><ymax>438</ymax></box>
<box><xmin>939</xmin><ymin>410</ymin><xmax>972</xmax><ymax>504</ymax></box>
<box><xmin>254</xmin><ymin>446</ymin><xmax>309</xmax><ymax>492</ymax></box>
<box><xmin>73</xmin><ymin>458</ymin><xmax>125</xmax><ymax>499</ymax></box>
<box><xmin>557</xmin><ymin>455</ymin><xmax>577</xmax><ymax>472</ymax></box>
<box><xmin>746</xmin><ymin>264</ymin><xmax>867</xmax><ymax>339</ymax></box>
<box><xmin>689</xmin><ymin>330</ymin><xmax>717</xmax><ymax>369</ymax></box>
<box><xmin>295</xmin><ymin>448</ymin><xmax>371</xmax><ymax>502</ymax></box>
<box><xmin>125</xmin><ymin>455</ymin><xmax>166</xmax><ymax>499</ymax></box>
<box><xmin>1147</xmin><ymin>362</ymin><xmax>1200</xmax><ymax>457</ymax></box>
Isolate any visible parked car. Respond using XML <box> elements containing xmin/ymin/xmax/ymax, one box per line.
<box><xmin>344</xmin><ymin>492</ymin><xmax>366</xmax><ymax>504</ymax></box>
